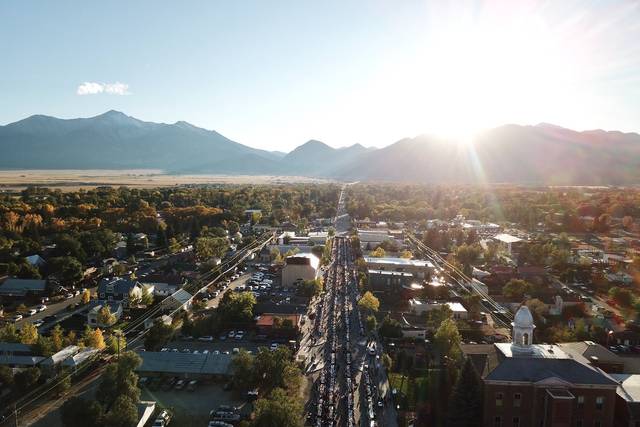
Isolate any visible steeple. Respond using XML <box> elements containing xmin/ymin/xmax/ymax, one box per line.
<box><xmin>511</xmin><ymin>305</ymin><xmax>535</xmax><ymax>354</ymax></box>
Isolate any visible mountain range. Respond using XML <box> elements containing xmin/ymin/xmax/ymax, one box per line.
<box><xmin>1</xmin><ymin>110</ymin><xmax>639</xmax><ymax>185</ymax></box>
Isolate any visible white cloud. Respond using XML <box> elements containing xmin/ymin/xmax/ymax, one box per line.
<box><xmin>77</xmin><ymin>82</ymin><xmax>130</xmax><ymax>95</ymax></box>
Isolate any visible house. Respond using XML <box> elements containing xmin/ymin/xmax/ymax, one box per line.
<box><xmin>255</xmin><ymin>313</ymin><xmax>302</xmax><ymax>338</ymax></box>
<box><xmin>363</xmin><ymin>257</ymin><xmax>434</xmax><ymax>279</ymax></box>
<box><xmin>87</xmin><ymin>302</ymin><xmax>123</xmax><ymax>328</ymax></box>
<box><xmin>97</xmin><ymin>276</ymin><xmax>143</xmax><ymax>307</ymax></box>
<box><xmin>160</xmin><ymin>288</ymin><xmax>193</xmax><ymax>311</ymax></box>
<box><xmin>281</xmin><ymin>254</ymin><xmax>319</xmax><ymax>287</ymax></box>
<box><xmin>462</xmin><ymin>306</ymin><xmax>618</xmax><ymax>427</ymax></box>
<box><xmin>0</xmin><ymin>278</ymin><xmax>47</xmax><ymax>298</ymax></box>
<box><xmin>25</xmin><ymin>254</ymin><xmax>46</xmax><ymax>268</ymax></box>
<box><xmin>408</xmin><ymin>299</ymin><xmax>469</xmax><ymax>320</ymax></box>
<box><xmin>142</xmin><ymin>282</ymin><xmax>178</xmax><ymax>297</ymax></box>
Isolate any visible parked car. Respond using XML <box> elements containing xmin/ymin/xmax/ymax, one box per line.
<box><xmin>32</xmin><ymin>319</ymin><xmax>45</xmax><ymax>327</ymax></box>
<box><xmin>198</xmin><ymin>336</ymin><xmax>214</xmax><ymax>342</ymax></box>
<box><xmin>153</xmin><ymin>409</ymin><xmax>172</xmax><ymax>427</ymax></box>
<box><xmin>174</xmin><ymin>379</ymin><xmax>186</xmax><ymax>390</ymax></box>
<box><xmin>26</xmin><ymin>308</ymin><xmax>37</xmax><ymax>316</ymax></box>
<box><xmin>11</xmin><ymin>314</ymin><xmax>23</xmax><ymax>322</ymax></box>
<box><xmin>36</xmin><ymin>304</ymin><xmax>47</xmax><ymax>312</ymax></box>
<box><xmin>187</xmin><ymin>379</ymin><xmax>198</xmax><ymax>391</ymax></box>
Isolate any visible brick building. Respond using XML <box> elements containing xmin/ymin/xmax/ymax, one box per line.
<box><xmin>462</xmin><ymin>306</ymin><xmax>618</xmax><ymax>427</ymax></box>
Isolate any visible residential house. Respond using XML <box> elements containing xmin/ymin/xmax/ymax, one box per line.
<box><xmin>87</xmin><ymin>302</ymin><xmax>123</xmax><ymax>328</ymax></box>
<box><xmin>97</xmin><ymin>276</ymin><xmax>143</xmax><ymax>307</ymax></box>
<box><xmin>0</xmin><ymin>278</ymin><xmax>47</xmax><ymax>298</ymax></box>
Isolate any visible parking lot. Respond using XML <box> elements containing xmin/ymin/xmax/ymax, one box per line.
<box><xmin>140</xmin><ymin>382</ymin><xmax>250</xmax><ymax>426</ymax></box>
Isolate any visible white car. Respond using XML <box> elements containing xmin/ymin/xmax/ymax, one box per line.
<box><xmin>36</xmin><ymin>304</ymin><xmax>47</xmax><ymax>312</ymax></box>
<box><xmin>11</xmin><ymin>314</ymin><xmax>23</xmax><ymax>322</ymax></box>
<box><xmin>198</xmin><ymin>336</ymin><xmax>214</xmax><ymax>342</ymax></box>
<box><xmin>270</xmin><ymin>343</ymin><xmax>279</xmax><ymax>351</ymax></box>
<box><xmin>228</xmin><ymin>331</ymin><xmax>236</xmax><ymax>338</ymax></box>
<box><xmin>32</xmin><ymin>319</ymin><xmax>45</xmax><ymax>327</ymax></box>
<box><xmin>26</xmin><ymin>308</ymin><xmax>37</xmax><ymax>316</ymax></box>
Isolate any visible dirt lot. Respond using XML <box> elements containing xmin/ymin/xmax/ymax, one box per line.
<box><xmin>0</xmin><ymin>169</ymin><xmax>330</xmax><ymax>191</ymax></box>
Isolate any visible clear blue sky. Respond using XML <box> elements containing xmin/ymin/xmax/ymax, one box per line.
<box><xmin>1</xmin><ymin>0</ymin><xmax>639</xmax><ymax>151</ymax></box>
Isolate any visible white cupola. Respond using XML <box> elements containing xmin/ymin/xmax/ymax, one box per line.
<box><xmin>511</xmin><ymin>305</ymin><xmax>535</xmax><ymax>354</ymax></box>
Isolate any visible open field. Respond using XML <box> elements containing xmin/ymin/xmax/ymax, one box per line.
<box><xmin>0</xmin><ymin>169</ymin><xmax>330</xmax><ymax>191</ymax></box>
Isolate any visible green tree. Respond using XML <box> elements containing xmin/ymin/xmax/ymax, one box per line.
<box><xmin>102</xmin><ymin>395</ymin><xmax>138</xmax><ymax>427</ymax></box>
<box><xmin>0</xmin><ymin>365</ymin><xmax>14</xmax><ymax>387</ymax></box>
<box><xmin>252</xmin><ymin>388</ymin><xmax>304</xmax><ymax>427</ymax></box>
<box><xmin>61</xmin><ymin>397</ymin><xmax>104</xmax><ymax>427</ymax></box>
<box><xmin>195</xmin><ymin>236</ymin><xmax>229</xmax><ymax>260</ymax></box>
<box><xmin>97</xmin><ymin>351</ymin><xmax>142</xmax><ymax>408</ymax></box>
<box><xmin>48</xmin><ymin>256</ymin><xmax>83</xmax><ymax>285</ymax></box>
<box><xmin>435</xmin><ymin>318</ymin><xmax>462</xmax><ymax>360</ymax></box>
<box><xmin>358</xmin><ymin>291</ymin><xmax>380</xmax><ymax>312</ymax></box>
<box><xmin>447</xmin><ymin>358</ymin><xmax>482</xmax><ymax>427</ymax></box>
<box><xmin>97</xmin><ymin>305</ymin><xmax>117</xmax><ymax>327</ymax></box>
<box><xmin>0</xmin><ymin>323</ymin><xmax>20</xmax><ymax>342</ymax></box>
<box><xmin>378</xmin><ymin>315</ymin><xmax>402</xmax><ymax>338</ymax></box>
<box><xmin>231</xmin><ymin>349</ymin><xmax>255</xmax><ymax>390</ymax></box>
<box><xmin>107</xmin><ymin>331</ymin><xmax>127</xmax><ymax>356</ymax></box>
<box><xmin>20</xmin><ymin>322</ymin><xmax>39</xmax><ymax>345</ymax></box>
<box><xmin>14</xmin><ymin>367</ymin><xmax>41</xmax><ymax>392</ymax></box>
<box><xmin>502</xmin><ymin>279</ymin><xmax>531</xmax><ymax>300</ymax></box>
<box><xmin>609</xmin><ymin>286</ymin><xmax>634</xmax><ymax>307</ymax></box>
<box><xmin>51</xmin><ymin>324</ymin><xmax>65</xmax><ymax>351</ymax></box>
<box><xmin>144</xmin><ymin>321</ymin><xmax>174</xmax><ymax>351</ymax></box>
<box><xmin>365</xmin><ymin>315</ymin><xmax>377</xmax><ymax>332</ymax></box>
<box><xmin>218</xmin><ymin>291</ymin><xmax>256</xmax><ymax>323</ymax></box>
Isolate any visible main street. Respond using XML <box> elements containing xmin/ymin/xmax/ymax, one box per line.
<box><xmin>300</xmin><ymin>184</ymin><xmax>397</xmax><ymax>427</ymax></box>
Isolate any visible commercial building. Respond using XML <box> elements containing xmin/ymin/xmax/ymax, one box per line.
<box><xmin>0</xmin><ymin>278</ymin><xmax>47</xmax><ymax>297</ymax></box>
<box><xmin>364</xmin><ymin>257</ymin><xmax>434</xmax><ymax>279</ymax></box>
<box><xmin>256</xmin><ymin>313</ymin><xmax>302</xmax><ymax>338</ymax></box>
<box><xmin>368</xmin><ymin>270</ymin><xmax>414</xmax><ymax>295</ymax></box>
<box><xmin>136</xmin><ymin>351</ymin><xmax>232</xmax><ymax>380</ymax></box>
<box><xmin>408</xmin><ymin>299</ymin><xmax>468</xmax><ymax>320</ymax></box>
<box><xmin>281</xmin><ymin>254</ymin><xmax>319</xmax><ymax>287</ymax></box>
<box><xmin>463</xmin><ymin>306</ymin><xmax>618</xmax><ymax>427</ymax></box>
<box><xmin>492</xmin><ymin>234</ymin><xmax>526</xmax><ymax>256</ymax></box>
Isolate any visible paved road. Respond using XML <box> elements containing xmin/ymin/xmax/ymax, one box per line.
<box><xmin>12</xmin><ymin>288</ymin><xmax>96</xmax><ymax>332</ymax></box>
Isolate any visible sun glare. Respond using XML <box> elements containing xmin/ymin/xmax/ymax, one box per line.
<box><xmin>370</xmin><ymin>4</ymin><xmax>583</xmax><ymax>143</ymax></box>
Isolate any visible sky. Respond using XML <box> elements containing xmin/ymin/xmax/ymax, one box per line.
<box><xmin>1</xmin><ymin>0</ymin><xmax>639</xmax><ymax>152</ymax></box>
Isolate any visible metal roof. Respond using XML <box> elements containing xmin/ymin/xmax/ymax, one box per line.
<box><xmin>137</xmin><ymin>351</ymin><xmax>232</xmax><ymax>376</ymax></box>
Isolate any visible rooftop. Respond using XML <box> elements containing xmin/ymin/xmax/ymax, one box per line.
<box><xmin>284</xmin><ymin>253</ymin><xmax>319</xmax><ymax>270</ymax></box>
<box><xmin>0</xmin><ymin>278</ymin><xmax>47</xmax><ymax>296</ymax></box>
<box><xmin>137</xmin><ymin>351</ymin><xmax>232</xmax><ymax>376</ymax></box>
<box><xmin>493</xmin><ymin>233</ymin><xmax>524</xmax><ymax>244</ymax></box>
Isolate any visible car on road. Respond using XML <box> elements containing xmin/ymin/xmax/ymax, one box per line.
<box><xmin>11</xmin><ymin>314</ymin><xmax>23</xmax><ymax>322</ymax></box>
<box><xmin>187</xmin><ymin>379</ymin><xmax>198</xmax><ymax>391</ymax></box>
<box><xmin>198</xmin><ymin>336</ymin><xmax>214</xmax><ymax>342</ymax></box>
<box><xmin>174</xmin><ymin>379</ymin><xmax>186</xmax><ymax>390</ymax></box>
<box><xmin>32</xmin><ymin>319</ymin><xmax>45</xmax><ymax>327</ymax></box>
<box><xmin>36</xmin><ymin>304</ymin><xmax>47</xmax><ymax>312</ymax></box>
<box><xmin>25</xmin><ymin>308</ymin><xmax>37</xmax><ymax>316</ymax></box>
<box><xmin>65</xmin><ymin>293</ymin><xmax>74</xmax><ymax>299</ymax></box>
